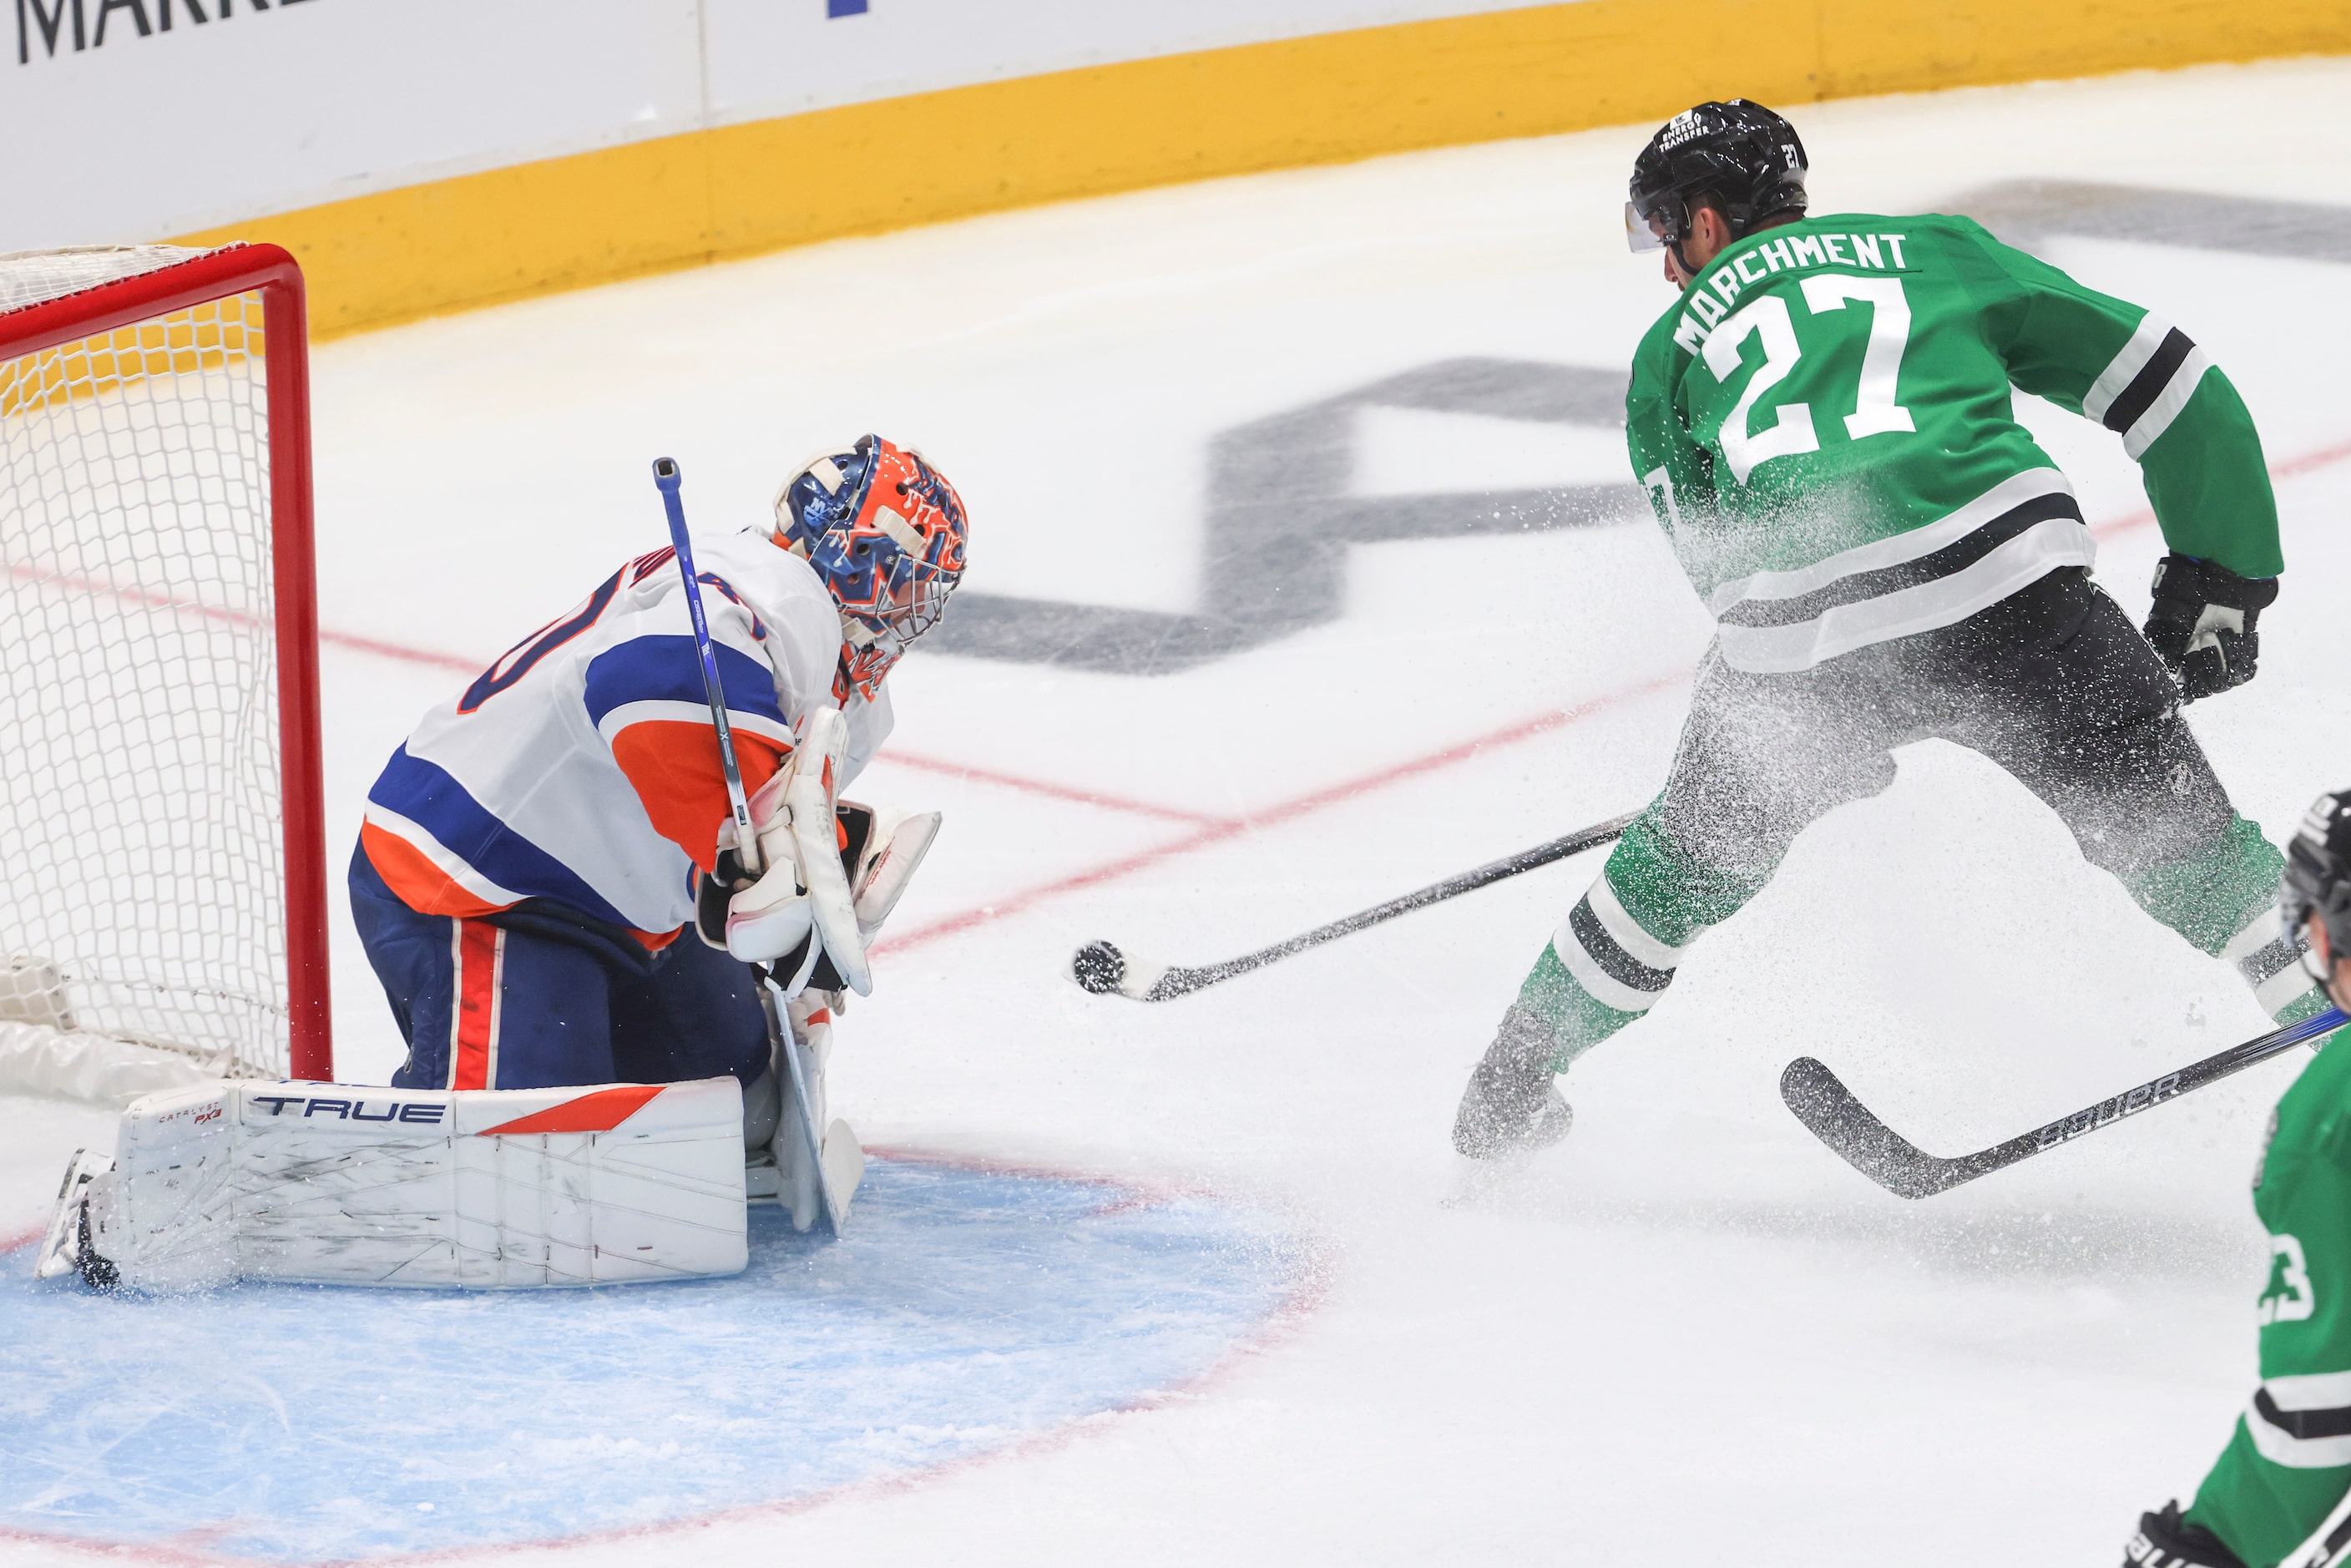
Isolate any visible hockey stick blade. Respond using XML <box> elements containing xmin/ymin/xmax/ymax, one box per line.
<box><xmin>1783</xmin><ymin>1005</ymin><xmax>2349</xmax><ymax>1200</ymax></box>
<box><xmin>1069</xmin><ymin>811</ymin><xmax>1638</xmax><ymax>1004</ymax></box>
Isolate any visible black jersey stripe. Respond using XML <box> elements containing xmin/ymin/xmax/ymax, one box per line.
<box><xmin>1566</xmin><ymin>896</ymin><xmax>1675</xmax><ymax>995</ymax></box>
<box><xmin>2101</xmin><ymin>327</ymin><xmax>2197</xmax><ymax>437</ymax></box>
<box><xmin>1717</xmin><ymin>492</ymin><xmax>2084</xmax><ymax>630</ymax></box>
<box><xmin>2254</xmin><ymin>1387</ymin><xmax>2351</xmax><ymax>1441</ymax></box>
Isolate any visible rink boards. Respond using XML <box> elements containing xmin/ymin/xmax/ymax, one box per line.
<box><xmin>0</xmin><ymin>1155</ymin><xmax>1307</xmax><ymax>1563</ymax></box>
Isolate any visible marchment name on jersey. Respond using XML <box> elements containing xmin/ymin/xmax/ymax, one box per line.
<box><xmin>1672</xmin><ymin>233</ymin><xmax>1911</xmax><ymax>355</ymax></box>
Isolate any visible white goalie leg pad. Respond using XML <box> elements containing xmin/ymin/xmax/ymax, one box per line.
<box><xmin>57</xmin><ymin>1078</ymin><xmax>749</xmax><ymax>1291</ymax></box>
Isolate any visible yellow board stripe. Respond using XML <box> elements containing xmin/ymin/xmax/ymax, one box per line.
<box><xmin>171</xmin><ymin>0</ymin><xmax>2351</xmax><ymax>341</ymax></box>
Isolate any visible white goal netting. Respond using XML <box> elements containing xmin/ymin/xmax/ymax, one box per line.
<box><xmin>1</xmin><ymin>246</ymin><xmax>291</xmax><ymax>1091</ymax></box>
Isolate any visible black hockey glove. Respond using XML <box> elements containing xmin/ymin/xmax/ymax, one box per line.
<box><xmin>2121</xmin><ymin>1501</ymin><xmax>2247</xmax><ymax>1568</ymax></box>
<box><xmin>2144</xmin><ymin>554</ymin><xmax>2278</xmax><ymax>702</ymax></box>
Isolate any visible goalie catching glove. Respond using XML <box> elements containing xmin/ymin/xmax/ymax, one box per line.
<box><xmin>2144</xmin><ymin>554</ymin><xmax>2278</xmax><ymax>703</ymax></box>
<box><xmin>697</xmin><ymin>705</ymin><xmax>939</xmax><ymax>994</ymax></box>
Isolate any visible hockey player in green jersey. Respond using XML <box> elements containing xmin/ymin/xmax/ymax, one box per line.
<box><xmin>1453</xmin><ymin>99</ymin><xmax>2332</xmax><ymax>1158</ymax></box>
<box><xmin>2126</xmin><ymin>795</ymin><xmax>2351</xmax><ymax>1568</ymax></box>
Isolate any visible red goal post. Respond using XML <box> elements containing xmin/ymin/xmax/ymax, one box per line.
<box><xmin>0</xmin><ymin>244</ymin><xmax>331</xmax><ymax>1089</ymax></box>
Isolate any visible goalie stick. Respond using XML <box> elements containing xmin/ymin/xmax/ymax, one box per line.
<box><xmin>653</xmin><ymin>458</ymin><xmax>847</xmax><ymax>1236</ymax></box>
<box><xmin>1069</xmin><ymin>811</ymin><xmax>1638</xmax><ymax>1003</ymax></box>
<box><xmin>1782</xmin><ymin>1005</ymin><xmax>2349</xmax><ymax>1199</ymax></box>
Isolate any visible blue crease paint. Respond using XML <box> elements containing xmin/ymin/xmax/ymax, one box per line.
<box><xmin>0</xmin><ymin>1156</ymin><xmax>1299</xmax><ymax>1563</ymax></box>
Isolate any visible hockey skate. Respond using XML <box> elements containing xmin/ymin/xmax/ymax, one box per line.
<box><xmin>1451</xmin><ymin>1004</ymin><xmax>1575</xmax><ymax>1159</ymax></box>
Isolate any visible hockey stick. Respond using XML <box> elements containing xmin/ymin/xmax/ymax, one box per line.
<box><xmin>1069</xmin><ymin>810</ymin><xmax>1639</xmax><ymax>1003</ymax></box>
<box><xmin>653</xmin><ymin>458</ymin><xmax>845</xmax><ymax>1236</ymax></box>
<box><xmin>1782</xmin><ymin>1005</ymin><xmax>2348</xmax><ymax>1199</ymax></box>
<box><xmin>653</xmin><ymin>458</ymin><xmax>762</xmax><ymax>880</ymax></box>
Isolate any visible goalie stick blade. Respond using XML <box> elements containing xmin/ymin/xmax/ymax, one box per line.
<box><xmin>1778</xmin><ymin>1057</ymin><xmax>1966</xmax><ymax>1201</ymax></box>
<box><xmin>819</xmin><ymin>1119</ymin><xmax>865</xmax><ymax>1233</ymax></box>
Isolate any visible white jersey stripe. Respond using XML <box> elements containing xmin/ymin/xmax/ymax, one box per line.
<box><xmin>2122</xmin><ymin>346</ymin><xmax>2212</xmax><ymax>460</ymax></box>
<box><xmin>2222</xmin><ymin>905</ymin><xmax>2286</xmax><ymax>969</ymax></box>
<box><xmin>1716</xmin><ymin>517</ymin><xmax>2095</xmax><ymax>675</ymax></box>
<box><xmin>1550</xmin><ymin>928</ymin><xmax>1661</xmax><ymax>1015</ymax></box>
<box><xmin>365</xmin><ymin>802</ymin><xmax>530</xmax><ymax>908</ymax></box>
<box><xmin>2084</xmin><ymin>312</ymin><xmax>2173</xmax><ymax>427</ymax></box>
<box><xmin>2245</xmin><ymin>1398</ymin><xmax>2351</xmax><ymax>1470</ymax></box>
<box><xmin>2263</xmin><ymin>1370</ymin><xmax>2351</xmax><ymax>1409</ymax></box>
<box><xmin>1706</xmin><ymin>468</ymin><xmax>2074</xmax><ymax>618</ymax></box>
<box><xmin>2257</xmin><ymin>965</ymin><xmax>2317</xmax><ymax>1018</ymax></box>
<box><xmin>1587</xmin><ymin>872</ymin><xmax>1699</xmax><ymax>971</ymax></box>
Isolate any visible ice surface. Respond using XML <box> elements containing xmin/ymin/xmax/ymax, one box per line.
<box><xmin>5</xmin><ymin>54</ymin><xmax>2351</xmax><ymax>1566</ymax></box>
<box><xmin>0</xmin><ymin>1158</ymin><xmax>1300</xmax><ymax>1562</ymax></box>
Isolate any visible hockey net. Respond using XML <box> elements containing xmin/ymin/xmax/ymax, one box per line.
<box><xmin>0</xmin><ymin>245</ymin><xmax>331</xmax><ymax>1100</ymax></box>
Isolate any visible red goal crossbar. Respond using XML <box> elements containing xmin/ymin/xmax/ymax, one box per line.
<box><xmin>0</xmin><ymin>245</ymin><xmax>332</xmax><ymax>1081</ymax></box>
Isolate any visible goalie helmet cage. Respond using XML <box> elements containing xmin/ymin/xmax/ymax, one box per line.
<box><xmin>0</xmin><ymin>243</ymin><xmax>331</xmax><ymax>1084</ymax></box>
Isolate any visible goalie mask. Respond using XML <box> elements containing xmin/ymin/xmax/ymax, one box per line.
<box><xmin>773</xmin><ymin>435</ymin><xmax>968</xmax><ymax>699</ymax></box>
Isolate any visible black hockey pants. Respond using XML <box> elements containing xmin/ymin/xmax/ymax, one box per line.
<box><xmin>1516</xmin><ymin>567</ymin><xmax>2306</xmax><ymax>1055</ymax></box>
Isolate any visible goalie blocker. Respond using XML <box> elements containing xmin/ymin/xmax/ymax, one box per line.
<box><xmin>36</xmin><ymin>1076</ymin><xmax>755</xmax><ymax>1292</ymax></box>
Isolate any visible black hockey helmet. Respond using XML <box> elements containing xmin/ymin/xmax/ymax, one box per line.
<box><xmin>1626</xmin><ymin>99</ymin><xmax>1808</xmax><ymax>253</ymax></box>
<box><xmin>2284</xmin><ymin>791</ymin><xmax>2351</xmax><ymax>984</ymax></box>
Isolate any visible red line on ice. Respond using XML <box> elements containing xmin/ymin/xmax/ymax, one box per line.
<box><xmin>877</xmin><ymin>750</ymin><xmax>1229</xmax><ymax>827</ymax></box>
<box><xmin>872</xmin><ymin>669</ymin><xmax>1691</xmax><ymax>956</ymax></box>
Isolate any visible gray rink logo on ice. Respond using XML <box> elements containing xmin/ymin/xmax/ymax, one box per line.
<box><xmin>2034</xmin><ymin>1072</ymin><xmax>2183</xmax><ymax>1150</ymax></box>
<box><xmin>16</xmin><ymin>0</ymin><xmax>317</xmax><ymax>66</ymax></box>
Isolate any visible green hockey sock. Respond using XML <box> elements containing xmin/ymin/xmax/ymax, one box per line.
<box><xmin>1514</xmin><ymin>943</ymin><xmax>1648</xmax><ymax>1071</ymax></box>
<box><xmin>1507</xmin><ymin>811</ymin><xmax>1772</xmax><ymax>1072</ymax></box>
<box><xmin>2124</xmin><ymin>815</ymin><xmax>2323</xmax><ymax>1021</ymax></box>
<box><xmin>2123</xmin><ymin>813</ymin><xmax>2283</xmax><ymax>956</ymax></box>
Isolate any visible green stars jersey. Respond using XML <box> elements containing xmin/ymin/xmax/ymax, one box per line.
<box><xmin>1625</xmin><ymin>212</ymin><xmax>2281</xmax><ymax>674</ymax></box>
<box><xmin>2182</xmin><ymin>1034</ymin><xmax>2351</xmax><ymax>1567</ymax></box>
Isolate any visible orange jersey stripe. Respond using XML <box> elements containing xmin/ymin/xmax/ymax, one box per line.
<box><xmin>361</xmin><ymin>821</ymin><xmax>511</xmax><ymax>919</ymax></box>
<box><xmin>366</xmin><ymin>821</ymin><xmax>687</xmax><ymax>953</ymax></box>
<box><xmin>608</xmin><ymin>719</ymin><xmax>788</xmax><ymax>875</ymax></box>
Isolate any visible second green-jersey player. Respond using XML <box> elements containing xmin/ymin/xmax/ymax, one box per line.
<box><xmin>2132</xmin><ymin>794</ymin><xmax>2351</xmax><ymax>1568</ymax></box>
<box><xmin>1452</xmin><ymin>99</ymin><xmax>2330</xmax><ymax>1161</ymax></box>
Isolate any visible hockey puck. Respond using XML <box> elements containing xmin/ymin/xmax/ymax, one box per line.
<box><xmin>1069</xmin><ymin>940</ymin><xmax>1126</xmax><ymax>994</ymax></box>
